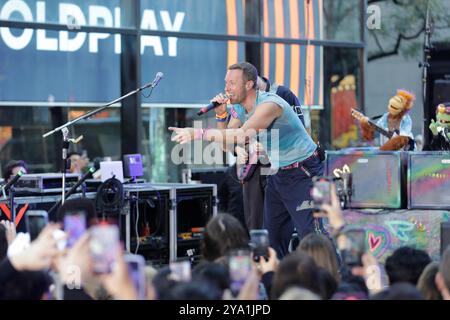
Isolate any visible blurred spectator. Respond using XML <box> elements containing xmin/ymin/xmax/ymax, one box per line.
<box><xmin>56</xmin><ymin>198</ymin><xmax>96</xmax><ymax>226</ymax></box>
<box><xmin>271</xmin><ymin>251</ymin><xmax>325</xmax><ymax>299</ymax></box>
<box><xmin>297</xmin><ymin>233</ymin><xmax>340</xmax><ymax>282</ymax></box>
<box><xmin>385</xmin><ymin>246</ymin><xmax>431</xmax><ymax>285</ymax></box>
<box><xmin>68</xmin><ymin>151</ymin><xmax>89</xmax><ymax>174</ymax></box>
<box><xmin>436</xmin><ymin>245</ymin><xmax>450</xmax><ymax>300</ymax></box>
<box><xmin>0</xmin><ymin>270</ymin><xmax>52</xmax><ymax>300</ymax></box>
<box><xmin>371</xmin><ymin>282</ymin><xmax>423</xmax><ymax>300</ymax></box>
<box><xmin>417</xmin><ymin>262</ymin><xmax>442</xmax><ymax>300</ymax></box>
<box><xmin>0</xmin><ymin>224</ymin><xmax>7</xmax><ymax>260</ymax></box>
<box><xmin>193</xmin><ymin>261</ymin><xmax>230</xmax><ymax>294</ymax></box>
<box><xmin>2</xmin><ymin>160</ymin><xmax>28</xmax><ymax>182</ymax></box>
<box><xmin>278</xmin><ymin>287</ymin><xmax>321</xmax><ymax>300</ymax></box>
<box><xmin>169</xmin><ymin>274</ymin><xmax>223</xmax><ymax>300</ymax></box>
<box><xmin>200</xmin><ymin>214</ymin><xmax>249</xmax><ymax>262</ymax></box>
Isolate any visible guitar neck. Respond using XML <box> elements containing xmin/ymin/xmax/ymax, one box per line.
<box><xmin>368</xmin><ymin>119</ymin><xmax>393</xmax><ymax>139</ymax></box>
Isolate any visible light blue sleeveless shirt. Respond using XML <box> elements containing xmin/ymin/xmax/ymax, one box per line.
<box><xmin>230</xmin><ymin>91</ymin><xmax>316</xmax><ymax>168</ymax></box>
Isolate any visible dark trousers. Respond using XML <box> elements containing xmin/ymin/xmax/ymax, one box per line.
<box><xmin>263</xmin><ymin>154</ymin><xmax>324</xmax><ymax>258</ymax></box>
<box><xmin>218</xmin><ymin>164</ymin><xmax>246</xmax><ymax>229</ymax></box>
<box><xmin>242</xmin><ymin>164</ymin><xmax>268</xmax><ymax>230</ymax></box>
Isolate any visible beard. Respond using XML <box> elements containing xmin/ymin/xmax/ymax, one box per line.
<box><xmin>229</xmin><ymin>88</ymin><xmax>247</xmax><ymax>104</ymax></box>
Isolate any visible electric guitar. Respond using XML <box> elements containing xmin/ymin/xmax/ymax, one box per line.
<box><xmin>351</xmin><ymin>108</ymin><xmax>415</xmax><ymax>151</ymax></box>
<box><xmin>236</xmin><ymin>143</ymin><xmax>261</xmax><ymax>183</ymax></box>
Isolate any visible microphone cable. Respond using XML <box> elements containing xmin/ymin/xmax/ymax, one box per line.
<box><xmin>95</xmin><ymin>177</ymin><xmax>124</xmax><ymax>219</ymax></box>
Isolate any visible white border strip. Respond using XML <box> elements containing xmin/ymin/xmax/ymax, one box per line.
<box><xmin>0</xmin><ymin>101</ymin><xmax>324</xmax><ymax>110</ymax></box>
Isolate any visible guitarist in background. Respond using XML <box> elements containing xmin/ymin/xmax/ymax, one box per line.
<box><xmin>354</xmin><ymin>89</ymin><xmax>416</xmax><ymax>151</ymax></box>
<box><xmin>212</xmin><ymin>74</ymin><xmax>308</xmax><ymax>231</ymax></box>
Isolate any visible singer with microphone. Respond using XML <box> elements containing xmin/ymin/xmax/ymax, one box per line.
<box><xmin>169</xmin><ymin>62</ymin><xmax>327</xmax><ymax>258</ymax></box>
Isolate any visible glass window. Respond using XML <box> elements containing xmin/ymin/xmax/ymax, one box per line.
<box><xmin>0</xmin><ymin>106</ymin><xmax>124</xmax><ymax>176</ymax></box>
<box><xmin>322</xmin><ymin>47</ymin><xmax>362</xmax><ymax>149</ymax></box>
<box><xmin>0</xmin><ymin>0</ymin><xmax>136</xmax><ymax>28</ymax></box>
<box><xmin>140</xmin><ymin>0</ymin><xmax>247</xmax><ymax>35</ymax></box>
<box><xmin>142</xmin><ymin>106</ymin><xmax>168</xmax><ymax>183</ymax></box>
<box><xmin>141</xmin><ymin>37</ymin><xmax>246</xmax><ymax>182</ymax></box>
<box><xmin>0</xmin><ymin>106</ymin><xmax>56</xmax><ymax>174</ymax></box>
<box><xmin>261</xmin><ymin>0</ymin><xmax>323</xmax><ymax>40</ymax></box>
<box><xmin>68</xmin><ymin>107</ymin><xmax>121</xmax><ymax>164</ymax></box>
<box><xmin>0</xmin><ymin>28</ymin><xmax>120</xmax><ymax>103</ymax></box>
<box><xmin>323</xmin><ymin>0</ymin><xmax>362</xmax><ymax>42</ymax></box>
<box><xmin>141</xmin><ymin>37</ymin><xmax>245</xmax><ymax>105</ymax></box>
<box><xmin>261</xmin><ymin>42</ymin><xmax>323</xmax><ymax>107</ymax></box>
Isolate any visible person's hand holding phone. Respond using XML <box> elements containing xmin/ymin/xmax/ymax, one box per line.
<box><xmin>313</xmin><ymin>183</ymin><xmax>346</xmax><ymax>231</ymax></box>
<box><xmin>237</xmin><ymin>267</ymin><xmax>260</xmax><ymax>300</ymax></box>
<box><xmin>100</xmin><ymin>247</ymin><xmax>138</xmax><ymax>300</ymax></box>
<box><xmin>249</xmin><ymin>229</ymin><xmax>270</xmax><ymax>263</ymax></box>
<box><xmin>1</xmin><ymin>220</ymin><xmax>16</xmax><ymax>245</ymax></box>
<box><xmin>256</xmin><ymin>247</ymin><xmax>279</xmax><ymax>275</ymax></box>
<box><xmin>351</xmin><ymin>253</ymin><xmax>388</xmax><ymax>295</ymax></box>
<box><xmin>54</xmin><ymin>233</ymin><xmax>93</xmax><ymax>287</ymax></box>
<box><xmin>228</xmin><ymin>249</ymin><xmax>252</xmax><ymax>297</ymax></box>
<box><xmin>64</xmin><ymin>212</ymin><xmax>87</xmax><ymax>248</ymax></box>
<box><xmin>89</xmin><ymin>224</ymin><xmax>119</xmax><ymax>274</ymax></box>
<box><xmin>10</xmin><ymin>223</ymin><xmax>61</xmax><ymax>271</ymax></box>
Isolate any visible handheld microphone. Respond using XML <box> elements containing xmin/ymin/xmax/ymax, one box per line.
<box><xmin>197</xmin><ymin>94</ymin><xmax>228</xmax><ymax>116</ymax></box>
<box><xmin>2</xmin><ymin>170</ymin><xmax>24</xmax><ymax>193</ymax></box>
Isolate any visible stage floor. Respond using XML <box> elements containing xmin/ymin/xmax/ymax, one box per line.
<box><xmin>327</xmin><ymin>209</ymin><xmax>450</xmax><ymax>262</ymax></box>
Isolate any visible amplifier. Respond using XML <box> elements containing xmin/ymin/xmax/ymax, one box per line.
<box><xmin>14</xmin><ymin>173</ymin><xmax>80</xmax><ymax>194</ymax></box>
<box><xmin>408</xmin><ymin>152</ymin><xmax>450</xmax><ymax>209</ymax></box>
<box><xmin>326</xmin><ymin>151</ymin><xmax>405</xmax><ymax>209</ymax></box>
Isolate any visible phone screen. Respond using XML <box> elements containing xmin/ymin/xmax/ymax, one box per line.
<box><xmin>26</xmin><ymin>211</ymin><xmax>49</xmax><ymax>241</ymax></box>
<box><xmin>125</xmin><ymin>254</ymin><xmax>146</xmax><ymax>300</ymax></box>
<box><xmin>169</xmin><ymin>260</ymin><xmax>191</xmax><ymax>282</ymax></box>
<box><xmin>64</xmin><ymin>212</ymin><xmax>87</xmax><ymax>248</ymax></box>
<box><xmin>90</xmin><ymin>224</ymin><xmax>120</xmax><ymax>274</ymax></box>
<box><xmin>340</xmin><ymin>229</ymin><xmax>366</xmax><ymax>267</ymax></box>
<box><xmin>228</xmin><ymin>250</ymin><xmax>252</xmax><ymax>297</ymax></box>
<box><xmin>250</xmin><ymin>229</ymin><xmax>269</xmax><ymax>262</ymax></box>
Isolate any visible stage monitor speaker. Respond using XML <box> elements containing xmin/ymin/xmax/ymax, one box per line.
<box><xmin>408</xmin><ymin>152</ymin><xmax>450</xmax><ymax>209</ymax></box>
<box><xmin>326</xmin><ymin>151</ymin><xmax>405</xmax><ymax>209</ymax></box>
<box><xmin>441</xmin><ymin>222</ymin><xmax>450</xmax><ymax>256</ymax></box>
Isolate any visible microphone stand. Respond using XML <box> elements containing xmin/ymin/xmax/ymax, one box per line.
<box><xmin>42</xmin><ymin>80</ymin><xmax>159</xmax><ymax>204</ymax></box>
<box><xmin>1</xmin><ymin>172</ymin><xmax>24</xmax><ymax>225</ymax></box>
<box><xmin>47</xmin><ymin>167</ymin><xmax>95</xmax><ymax>215</ymax></box>
<box><xmin>419</xmin><ymin>0</ymin><xmax>434</xmax><ymax>142</ymax></box>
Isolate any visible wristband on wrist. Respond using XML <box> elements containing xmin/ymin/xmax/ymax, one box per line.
<box><xmin>216</xmin><ymin>111</ymin><xmax>228</xmax><ymax>119</ymax></box>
